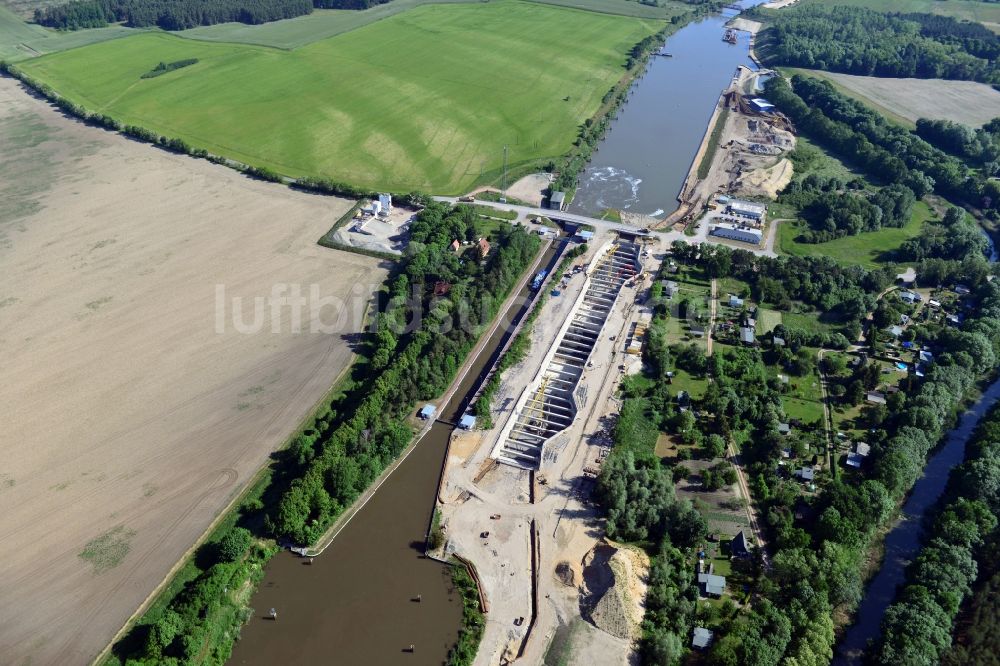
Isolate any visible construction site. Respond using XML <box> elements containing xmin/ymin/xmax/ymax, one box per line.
<box><xmin>661</xmin><ymin>64</ymin><xmax>796</xmax><ymax>233</ymax></box>
<box><xmin>433</xmin><ymin>229</ymin><xmax>667</xmax><ymax>665</ymax></box>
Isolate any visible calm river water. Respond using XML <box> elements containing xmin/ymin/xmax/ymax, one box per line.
<box><xmin>569</xmin><ymin>2</ymin><xmax>764</xmax><ymax>217</ymax></box>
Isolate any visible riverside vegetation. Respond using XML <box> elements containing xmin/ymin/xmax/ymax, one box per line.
<box><xmin>103</xmin><ymin>203</ymin><xmax>540</xmax><ymax>665</ymax></box>
<box><xmin>875</xmin><ymin>399</ymin><xmax>1000</xmax><ymax>665</ymax></box>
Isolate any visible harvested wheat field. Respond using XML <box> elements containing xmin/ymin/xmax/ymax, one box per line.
<box><xmin>795</xmin><ymin>69</ymin><xmax>1000</xmax><ymax>127</ymax></box>
<box><xmin>0</xmin><ymin>77</ymin><xmax>387</xmax><ymax>665</ymax></box>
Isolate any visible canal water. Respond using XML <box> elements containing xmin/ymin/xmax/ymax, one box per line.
<box><xmin>834</xmin><ymin>376</ymin><xmax>1000</xmax><ymax>663</ymax></box>
<box><xmin>229</xmin><ymin>242</ymin><xmax>562</xmax><ymax>666</ymax></box>
<box><xmin>569</xmin><ymin>2</ymin><xmax>764</xmax><ymax>217</ymax></box>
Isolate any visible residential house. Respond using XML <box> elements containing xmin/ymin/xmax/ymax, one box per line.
<box><xmin>866</xmin><ymin>391</ymin><xmax>887</xmax><ymax>405</ymax></box>
<box><xmin>693</xmin><ymin>627</ymin><xmax>714</xmax><ymax>650</ymax></box>
<box><xmin>698</xmin><ymin>572</ymin><xmax>726</xmax><ymax>597</ymax></box>
<box><xmin>731</xmin><ymin>530</ymin><xmax>751</xmax><ymax>558</ymax></box>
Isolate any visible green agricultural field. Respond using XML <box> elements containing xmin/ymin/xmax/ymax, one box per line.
<box><xmin>19</xmin><ymin>1</ymin><xmax>662</xmax><ymax>193</ymax></box>
<box><xmin>178</xmin><ymin>0</ymin><xmax>685</xmax><ymax>49</ymax></box>
<box><xmin>778</xmin><ymin>200</ymin><xmax>936</xmax><ymax>268</ymax></box>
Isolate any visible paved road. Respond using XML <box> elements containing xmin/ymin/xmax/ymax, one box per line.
<box><xmin>434</xmin><ymin>196</ymin><xmax>779</xmax><ymax>257</ymax></box>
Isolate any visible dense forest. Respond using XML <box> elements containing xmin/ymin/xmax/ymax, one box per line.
<box><xmin>32</xmin><ymin>0</ymin><xmax>394</xmax><ymax>30</ymax></box>
<box><xmin>594</xmin><ymin>242</ymin><xmax>1000</xmax><ymax>664</ymax></box>
<box><xmin>765</xmin><ymin>74</ymin><xmax>1000</xmax><ymax>221</ymax></box>
<box><xmin>757</xmin><ymin>6</ymin><xmax>1000</xmax><ymax>83</ymax></box>
<box><xmin>105</xmin><ymin>204</ymin><xmax>540</xmax><ymax>664</ymax></box>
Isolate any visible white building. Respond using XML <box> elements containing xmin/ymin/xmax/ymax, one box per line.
<box><xmin>727</xmin><ymin>199</ymin><xmax>767</xmax><ymax>221</ymax></box>
<box><xmin>378</xmin><ymin>193</ymin><xmax>392</xmax><ymax>216</ymax></box>
<box><xmin>365</xmin><ymin>199</ymin><xmax>382</xmax><ymax>216</ymax></box>
<box><xmin>711</xmin><ymin>223</ymin><xmax>762</xmax><ymax>245</ymax></box>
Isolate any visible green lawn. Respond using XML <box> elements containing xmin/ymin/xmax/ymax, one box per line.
<box><xmin>768</xmin><ymin>360</ymin><xmax>825</xmax><ymax>423</ymax></box>
<box><xmin>18</xmin><ymin>1</ymin><xmax>662</xmax><ymax>193</ymax></box>
<box><xmin>671</xmin><ymin>368</ymin><xmax>709</xmax><ymax>400</ymax></box>
<box><xmin>778</xmin><ymin>201</ymin><xmax>936</xmax><ymax>268</ymax></box>
<box><xmin>757</xmin><ymin>308</ymin><xmax>781</xmax><ymax>334</ymax></box>
<box><xmin>781</xmin><ymin>311</ymin><xmax>841</xmax><ymax>335</ymax></box>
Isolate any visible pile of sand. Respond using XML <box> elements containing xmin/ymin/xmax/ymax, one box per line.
<box><xmin>737</xmin><ymin>158</ymin><xmax>794</xmax><ymax>199</ymax></box>
<box><xmin>727</xmin><ymin>18</ymin><xmax>762</xmax><ymax>35</ymax></box>
<box><xmin>590</xmin><ymin>577</ymin><xmax>633</xmax><ymax>640</ymax></box>
<box><xmin>581</xmin><ymin>544</ymin><xmax>649</xmax><ymax>642</ymax></box>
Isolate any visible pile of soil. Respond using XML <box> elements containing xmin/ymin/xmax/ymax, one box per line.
<box><xmin>555</xmin><ymin>561</ymin><xmax>576</xmax><ymax>587</ymax></box>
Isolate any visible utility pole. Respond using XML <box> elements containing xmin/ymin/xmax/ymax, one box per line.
<box><xmin>500</xmin><ymin>144</ymin><xmax>508</xmax><ymax>204</ymax></box>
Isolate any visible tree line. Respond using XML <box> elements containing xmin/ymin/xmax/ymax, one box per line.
<box><xmin>898</xmin><ymin>206</ymin><xmax>990</xmax><ymax>262</ymax></box>
<box><xmin>916</xmin><ymin>117</ymin><xmax>1000</xmax><ymax>177</ymax></box>
<box><xmin>141</xmin><ymin>58</ymin><xmax>198</xmax><ymax>79</ymax></box>
<box><xmin>765</xmin><ymin>74</ymin><xmax>1000</xmax><ymax>220</ymax></box>
<box><xmin>32</xmin><ymin>0</ymin><xmax>397</xmax><ymax>30</ymax></box>
<box><xmin>756</xmin><ymin>6</ymin><xmax>1000</xmax><ymax>83</ymax></box>
<box><xmin>35</xmin><ymin>0</ymin><xmax>313</xmax><ymax>30</ymax></box>
<box><xmin>594</xmin><ymin>391</ymin><xmax>708</xmax><ymax>663</ymax></box>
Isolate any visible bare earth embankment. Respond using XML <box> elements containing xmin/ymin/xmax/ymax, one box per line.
<box><xmin>0</xmin><ymin>77</ymin><xmax>386</xmax><ymax>665</ymax></box>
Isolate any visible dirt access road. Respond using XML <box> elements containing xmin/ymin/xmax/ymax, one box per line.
<box><xmin>0</xmin><ymin>77</ymin><xmax>386</xmax><ymax>665</ymax></box>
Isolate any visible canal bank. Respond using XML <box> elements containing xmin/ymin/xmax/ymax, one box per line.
<box><xmin>569</xmin><ymin>0</ymin><xmax>766</xmax><ymax>218</ymax></box>
<box><xmin>229</xmin><ymin>241</ymin><xmax>564</xmax><ymax>666</ymax></box>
